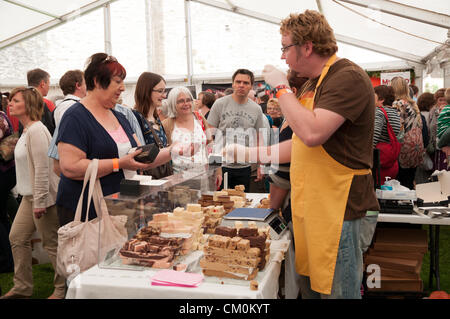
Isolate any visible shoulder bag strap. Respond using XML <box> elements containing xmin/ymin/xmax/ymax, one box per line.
<box><xmin>73</xmin><ymin>159</ymin><xmax>97</xmax><ymax>223</ymax></box>
<box><xmin>378</xmin><ymin>106</ymin><xmax>398</xmax><ymax>144</ymax></box>
<box><xmin>193</xmin><ymin>111</ymin><xmax>206</xmax><ymax>132</ymax></box>
<box><xmin>146</xmin><ymin>118</ymin><xmax>164</xmax><ymax>149</ymax></box>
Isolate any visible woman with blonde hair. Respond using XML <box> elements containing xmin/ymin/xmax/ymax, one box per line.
<box><xmin>1</xmin><ymin>87</ymin><xmax>64</xmax><ymax>299</ymax></box>
<box><xmin>266</xmin><ymin>98</ymin><xmax>283</xmax><ymax>128</ymax></box>
<box><xmin>391</xmin><ymin>77</ymin><xmax>424</xmax><ymax>189</ymax></box>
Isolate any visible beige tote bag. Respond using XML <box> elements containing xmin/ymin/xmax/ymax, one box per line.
<box><xmin>56</xmin><ymin>159</ymin><xmax>128</xmax><ymax>278</ymax></box>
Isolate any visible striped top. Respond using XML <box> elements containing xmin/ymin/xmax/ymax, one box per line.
<box><xmin>373</xmin><ymin>106</ymin><xmax>403</xmax><ymax>147</ymax></box>
<box><xmin>437</xmin><ymin>104</ymin><xmax>450</xmax><ymax>139</ymax></box>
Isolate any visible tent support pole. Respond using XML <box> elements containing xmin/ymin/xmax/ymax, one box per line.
<box><xmin>104</xmin><ymin>2</ymin><xmax>112</xmax><ymax>55</ymax></box>
<box><xmin>184</xmin><ymin>0</ymin><xmax>194</xmax><ymax>85</ymax></box>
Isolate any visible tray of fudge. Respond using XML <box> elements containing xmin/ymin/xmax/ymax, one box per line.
<box><xmin>116</xmin><ymin>203</ymin><xmax>208</xmax><ymax>269</ymax></box>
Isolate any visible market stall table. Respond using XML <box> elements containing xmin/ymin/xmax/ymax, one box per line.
<box><xmin>66</xmin><ymin>258</ymin><xmax>282</xmax><ymax>299</ymax></box>
<box><xmin>66</xmin><ymin>193</ymin><xmax>296</xmax><ymax>299</ymax></box>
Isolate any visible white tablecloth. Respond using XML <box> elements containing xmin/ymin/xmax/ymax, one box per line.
<box><xmin>66</xmin><ymin>261</ymin><xmax>282</xmax><ymax>299</ymax></box>
<box><xmin>378</xmin><ymin>210</ymin><xmax>450</xmax><ymax>225</ymax></box>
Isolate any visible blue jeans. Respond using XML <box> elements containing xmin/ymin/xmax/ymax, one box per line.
<box><xmin>359</xmin><ymin>212</ymin><xmax>378</xmax><ymax>253</ymax></box>
<box><xmin>298</xmin><ymin>219</ymin><xmax>363</xmax><ymax>299</ymax></box>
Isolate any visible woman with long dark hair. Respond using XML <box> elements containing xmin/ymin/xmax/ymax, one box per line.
<box><xmin>132</xmin><ymin>72</ymin><xmax>175</xmax><ymax>179</ymax></box>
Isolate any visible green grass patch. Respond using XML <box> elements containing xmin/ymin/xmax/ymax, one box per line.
<box><xmin>421</xmin><ymin>225</ymin><xmax>450</xmax><ymax>295</ymax></box>
<box><xmin>0</xmin><ymin>263</ymin><xmax>54</xmax><ymax>299</ymax></box>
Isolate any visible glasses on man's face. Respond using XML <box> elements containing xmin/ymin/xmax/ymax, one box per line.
<box><xmin>152</xmin><ymin>89</ymin><xmax>166</xmax><ymax>94</ymax></box>
<box><xmin>176</xmin><ymin>98</ymin><xmax>193</xmax><ymax>105</ymax></box>
<box><xmin>281</xmin><ymin>43</ymin><xmax>297</xmax><ymax>53</ymax></box>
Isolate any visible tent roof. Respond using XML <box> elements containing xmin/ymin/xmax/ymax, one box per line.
<box><xmin>0</xmin><ymin>0</ymin><xmax>449</xmax><ymax>81</ymax></box>
<box><xmin>191</xmin><ymin>0</ymin><xmax>449</xmax><ymax>66</ymax></box>
<box><xmin>0</xmin><ymin>0</ymin><xmax>116</xmax><ymax>49</ymax></box>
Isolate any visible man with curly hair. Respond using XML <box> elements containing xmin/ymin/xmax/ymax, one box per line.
<box><xmin>263</xmin><ymin>10</ymin><xmax>379</xmax><ymax>299</ymax></box>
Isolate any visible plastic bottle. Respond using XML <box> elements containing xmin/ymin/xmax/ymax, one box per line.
<box><xmin>380</xmin><ymin>177</ymin><xmax>393</xmax><ymax>190</ymax></box>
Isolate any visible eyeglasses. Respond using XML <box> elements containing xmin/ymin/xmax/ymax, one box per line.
<box><xmin>176</xmin><ymin>98</ymin><xmax>193</xmax><ymax>105</ymax></box>
<box><xmin>152</xmin><ymin>89</ymin><xmax>166</xmax><ymax>94</ymax></box>
<box><xmin>281</xmin><ymin>43</ymin><xmax>297</xmax><ymax>53</ymax></box>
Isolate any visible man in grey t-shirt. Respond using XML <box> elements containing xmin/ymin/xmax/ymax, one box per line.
<box><xmin>207</xmin><ymin>69</ymin><xmax>269</xmax><ymax>191</ymax></box>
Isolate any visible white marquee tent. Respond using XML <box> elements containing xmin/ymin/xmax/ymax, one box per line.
<box><xmin>0</xmin><ymin>0</ymin><xmax>449</xmax><ymax>103</ymax></box>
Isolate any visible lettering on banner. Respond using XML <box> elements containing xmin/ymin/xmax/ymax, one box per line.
<box><xmin>366</xmin><ymin>264</ymin><xmax>381</xmax><ymax>289</ymax></box>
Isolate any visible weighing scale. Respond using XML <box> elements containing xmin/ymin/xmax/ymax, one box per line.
<box><xmin>220</xmin><ymin>208</ymin><xmax>288</xmax><ymax>240</ymax></box>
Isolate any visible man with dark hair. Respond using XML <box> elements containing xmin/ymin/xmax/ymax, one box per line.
<box><xmin>47</xmin><ymin>69</ymin><xmax>87</xmax><ymax>175</ymax></box>
<box><xmin>208</xmin><ymin>69</ymin><xmax>269</xmax><ymax>192</ymax></box>
<box><xmin>26</xmin><ymin>68</ymin><xmax>55</xmax><ymax>135</ymax></box>
<box><xmin>54</xmin><ymin>70</ymin><xmax>86</xmax><ymax>126</ymax></box>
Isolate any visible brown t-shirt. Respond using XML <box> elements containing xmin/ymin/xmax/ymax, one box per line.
<box><xmin>305</xmin><ymin>58</ymin><xmax>379</xmax><ymax>220</ymax></box>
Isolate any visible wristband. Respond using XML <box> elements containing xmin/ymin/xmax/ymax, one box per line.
<box><xmin>274</xmin><ymin>85</ymin><xmax>290</xmax><ymax>90</ymax></box>
<box><xmin>112</xmin><ymin>158</ymin><xmax>119</xmax><ymax>172</ymax></box>
<box><xmin>276</xmin><ymin>88</ymin><xmax>293</xmax><ymax>99</ymax></box>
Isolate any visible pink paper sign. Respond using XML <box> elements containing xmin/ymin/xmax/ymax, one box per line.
<box><xmin>151</xmin><ymin>270</ymin><xmax>204</xmax><ymax>287</ymax></box>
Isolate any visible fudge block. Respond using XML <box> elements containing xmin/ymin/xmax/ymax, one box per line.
<box><xmin>208</xmin><ymin>235</ymin><xmax>230</xmax><ymax>249</ymax></box>
<box><xmin>228</xmin><ymin>237</ymin><xmax>242</xmax><ymax>250</ymax></box>
<box><xmin>187</xmin><ymin>203</ymin><xmax>202</xmax><ymax>212</ymax></box>
<box><xmin>215</xmin><ymin>226</ymin><xmax>237</xmax><ymax>238</ymax></box>
<box><xmin>204</xmin><ymin>244</ymin><xmax>261</xmax><ymax>258</ymax></box>
<box><xmin>237</xmin><ymin>239</ymin><xmax>250</xmax><ymax>251</ymax></box>
<box><xmin>238</xmin><ymin>227</ymin><xmax>258</xmax><ymax>237</ymax></box>
<box><xmin>202</xmin><ymin>269</ymin><xmax>258</xmax><ymax>281</ymax></box>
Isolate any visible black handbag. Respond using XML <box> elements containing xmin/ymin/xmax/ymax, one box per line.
<box><xmin>142</xmin><ymin>120</ymin><xmax>173</xmax><ymax>179</ymax></box>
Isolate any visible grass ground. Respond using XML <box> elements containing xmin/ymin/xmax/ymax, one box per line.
<box><xmin>421</xmin><ymin>225</ymin><xmax>450</xmax><ymax>294</ymax></box>
<box><xmin>1</xmin><ymin>225</ymin><xmax>449</xmax><ymax>299</ymax></box>
<box><xmin>0</xmin><ymin>263</ymin><xmax>54</xmax><ymax>299</ymax></box>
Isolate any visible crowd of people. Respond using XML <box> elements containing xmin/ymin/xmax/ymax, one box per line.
<box><xmin>372</xmin><ymin>81</ymin><xmax>450</xmax><ymax>188</ymax></box>
<box><xmin>0</xmin><ymin>9</ymin><xmax>449</xmax><ymax>300</ymax></box>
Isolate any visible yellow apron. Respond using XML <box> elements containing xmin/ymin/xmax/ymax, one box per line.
<box><xmin>290</xmin><ymin>54</ymin><xmax>370</xmax><ymax>295</ymax></box>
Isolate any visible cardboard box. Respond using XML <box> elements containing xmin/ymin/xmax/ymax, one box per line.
<box><xmin>364</xmin><ymin>259</ymin><xmax>422</xmax><ymax>280</ymax></box>
<box><xmin>366</xmin><ymin>248</ymin><xmax>424</xmax><ymax>261</ymax></box>
<box><xmin>365</xmin><ymin>255</ymin><xmax>422</xmax><ymax>274</ymax></box>
<box><xmin>378</xmin><ymin>267</ymin><xmax>421</xmax><ymax>280</ymax></box>
<box><xmin>416</xmin><ymin>170</ymin><xmax>450</xmax><ymax>203</ymax></box>
<box><xmin>373</xmin><ymin>228</ymin><xmax>428</xmax><ymax>253</ymax></box>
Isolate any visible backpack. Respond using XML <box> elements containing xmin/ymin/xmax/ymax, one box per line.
<box><xmin>375</xmin><ymin>107</ymin><xmax>401</xmax><ymax>180</ymax></box>
<box><xmin>398</xmin><ymin>115</ymin><xmax>425</xmax><ymax>168</ymax></box>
